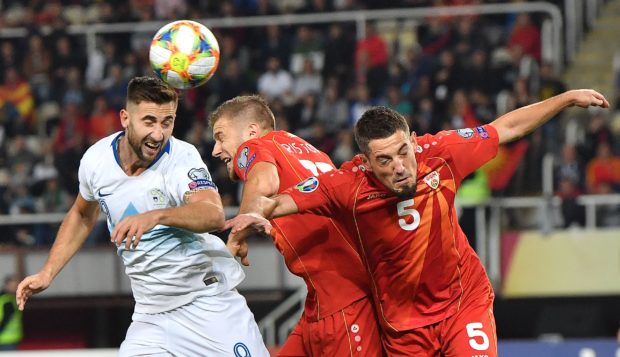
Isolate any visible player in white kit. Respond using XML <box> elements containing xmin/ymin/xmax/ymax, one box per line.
<box><xmin>16</xmin><ymin>77</ymin><xmax>269</xmax><ymax>357</ymax></box>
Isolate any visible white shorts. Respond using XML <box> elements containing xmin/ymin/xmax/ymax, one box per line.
<box><xmin>119</xmin><ymin>289</ymin><xmax>269</xmax><ymax>357</ymax></box>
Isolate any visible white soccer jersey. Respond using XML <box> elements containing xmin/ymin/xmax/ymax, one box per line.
<box><xmin>78</xmin><ymin>132</ymin><xmax>245</xmax><ymax>314</ymax></box>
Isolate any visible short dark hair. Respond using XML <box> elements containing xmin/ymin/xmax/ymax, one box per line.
<box><xmin>209</xmin><ymin>95</ymin><xmax>275</xmax><ymax>130</ymax></box>
<box><xmin>354</xmin><ymin>106</ymin><xmax>409</xmax><ymax>153</ymax></box>
<box><xmin>126</xmin><ymin>76</ymin><xmax>177</xmax><ymax>106</ymax></box>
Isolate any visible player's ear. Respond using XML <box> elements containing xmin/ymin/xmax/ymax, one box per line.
<box><xmin>120</xmin><ymin>109</ymin><xmax>129</xmax><ymax>129</ymax></box>
<box><xmin>410</xmin><ymin>131</ymin><xmax>418</xmax><ymax>146</ymax></box>
<box><xmin>247</xmin><ymin>122</ymin><xmax>260</xmax><ymax>138</ymax></box>
<box><xmin>360</xmin><ymin>154</ymin><xmax>372</xmax><ymax>171</ymax></box>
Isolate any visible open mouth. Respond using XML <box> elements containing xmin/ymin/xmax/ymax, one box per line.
<box><xmin>143</xmin><ymin>141</ymin><xmax>162</xmax><ymax>155</ymax></box>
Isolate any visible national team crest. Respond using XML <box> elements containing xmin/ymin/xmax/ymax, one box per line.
<box><xmin>149</xmin><ymin>188</ymin><xmax>168</xmax><ymax>207</ymax></box>
<box><xmin>423</xmin><ymin>171</ymin><xmax>440</xmax><ymax>190</ymax></box>
<box><xmin>295</xmin><ymin>177</ymin><xmax>319</xmax><ymax>193</ymax></box>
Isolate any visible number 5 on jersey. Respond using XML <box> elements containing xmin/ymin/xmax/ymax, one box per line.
<box><xmin>397</xmin><ymin>199</ymin><xmax>421</xmax><ymax>231</ymax></box>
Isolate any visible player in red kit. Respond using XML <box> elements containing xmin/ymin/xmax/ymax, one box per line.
<box><xmin>225</xmin><ymin>89</ymin><xmax>609</xmax><ymax>356</ymax></box>
<box><xmin>209</xmin><ymin>95</ymin><xmax>384</xmax><ymax>356</ymax></box>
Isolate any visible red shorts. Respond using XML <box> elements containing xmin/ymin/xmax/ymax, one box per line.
<box><xmin>382</xmin><ymin>284</ymin><xmax>497</xmax><ymax>357</ymax></box>
<box><xmin>278</xmin><ymin>297</ymin><xmax>384</xmax><ymax>357</ymax></box>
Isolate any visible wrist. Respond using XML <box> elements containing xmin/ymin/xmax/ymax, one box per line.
<box><xmin>40</xmin><ymin>268</ymin><xmax>54</xmax><ymax>282</ymax></box>
<box><xmin>152</xmin><ymin>209</ymin><xmax>167</xmax><ymax>226</ymax></box>
<box><xmin>564</xmin><ymin>90</ymin><xmax>578</xmax><ymax>107</ymax></box>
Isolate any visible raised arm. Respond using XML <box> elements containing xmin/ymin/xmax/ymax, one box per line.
<box><xmin>16</xmin><ymin>194</ymin><xmax>100</xmax><ymax>310</ymax></box>
<box><xmin>490</xmin><ymin>89</ymin><xmax>609</xmax><ymax>145</ymax></box>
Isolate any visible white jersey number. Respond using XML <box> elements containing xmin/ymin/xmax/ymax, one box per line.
<box><xmin>397</xmin><ymin>199</ymin><xmax>421</xmax><ymax>231</ymax></box>
<box><xmin>466</xmin><ymin>322</ymin><xmax>490</xmax><ymax>351</ymax></box>
<box><xmin>299</xmin><ymin>159</ymin><xmax>333</xmax><ymax>176</ymax></box>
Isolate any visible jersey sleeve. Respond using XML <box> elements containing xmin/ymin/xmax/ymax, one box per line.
<box><xmin>168</xmin><ymin>145</ymin><xmax>217</xmax><ymax>205</ymax></box>
<box><xmin>434</xmin><ymin>124</ymin><xmax>499</xmax><ymax>181</ymax></box>
<box><xmin>283</xmin><ymin>170</ymin><xmax>351</xmax><ymax>217</ymax></box>
<box><xmin>78</xmin><ymin>156</ymin><xmax>96</xmax><ymax>201</ymax></box>
<box><xmin>233</xmin><ymin>139</ymin><xmax>277</xmax><ymax>182</ymax></box>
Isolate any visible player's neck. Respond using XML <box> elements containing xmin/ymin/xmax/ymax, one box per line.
<box><xmin>117</xmin><ymin>136</ymin><xmax>149</xmax><ymax>176</ymax></box>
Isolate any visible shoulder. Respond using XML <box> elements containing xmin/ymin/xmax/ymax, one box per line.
<box><xmin>168</xmin><ymin>137</ymin><xmax>200</xmax><ymax>157</ymax></box>
<box><xmin>165</xmin><ymin>137</ymin><xmax>204</xmax><ymax>165</ymax></box>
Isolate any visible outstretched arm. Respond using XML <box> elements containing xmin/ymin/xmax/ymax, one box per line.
<box><xmin>111</xmin><ymin>188</ymin><xmax>225</xmax><ymax>250</ymax></box>
<box><xmin>490</xmin><ymin>89</ymin><xmax>608</xmax><ymax>145</ymax></box>
<box><xmin>16</xmin><ymin>195</ymin><xmax>100</xmax><ymax>310</ymax></box>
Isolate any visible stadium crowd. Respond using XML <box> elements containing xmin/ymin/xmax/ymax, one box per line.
<box><xmin>0</xmin><ymin>0</ymin><xmax>619</xmax><ymax>246</ymax></box>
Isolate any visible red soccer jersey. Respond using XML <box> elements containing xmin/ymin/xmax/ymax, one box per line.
<box><xmin>233</xmin><ymin>131</ymin><xmax>371</xmax><ymax>320</ymax></box>
<box><xmin>285</xmin><ymin>125</ymin><xmax>499</xmax><ymax>331</ymax></box>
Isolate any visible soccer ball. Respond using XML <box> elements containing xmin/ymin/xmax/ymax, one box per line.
<box><xmin>149</xmin><ymin>20</ymin><xmax>220</xmax><ymax>89</ymax></box>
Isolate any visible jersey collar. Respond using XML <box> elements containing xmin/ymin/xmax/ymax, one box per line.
<box><xmin>111</xmin><ymin>132</ymin><xmax>171</xmax><ymax>170</ymax></box>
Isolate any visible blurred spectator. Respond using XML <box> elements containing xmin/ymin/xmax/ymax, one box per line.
<box><xmin>556</xmin><ymin>144</ymin><xmax>585</xmax><ymax>190</ymax></box>
<box><xmin>257</xmin><ymin>56</ymin><xmax>293</xmax><ymax>102</ymax></box>
<box><xmin>386</xmin><ymin>85</ymin><xmax>412</xmax><ymax>119</ymax></box>
<box><xmin>101</xmin><ymin>64</ymin><xmax>129</xmax><ymax>111</ymax></box>
<box><xmin>22</xmin><ymin>34</ymin><xmax>51</xmax><ymax>102</ymax></box>
<box><xmin>154</xmin><ymin>0</ymin><xmax>187</xmax><ymax>20</ymax></box>
<box><xmin>331</xmin><ymin>129</ymin><xmax>355</xmax><ymax>167</ymax></box>
<box><xmin>52</xmin><ymin>102</ymin><xmax>88</xmax><ymax>194</ymax></box>
<box><xmin>418</xmin><ymin>17</ymin><xmax>451</xmax><ymax>55</ymax></box>
<box><xmin>433</xmin><ymin>49</ymin><xmax>462</xmax><ymax>110</ymax></box>
<box><xmin>291</xmin><ymin>94</ymin><xmax>319</xmax><ymax>135</ymax></box>
<box><xmin>89</xmin><ymin>96</ymin><xmax>121</xmax><ymax>144</ymax></box>
<box><xmin>219</xmin><ymin>59</ymin><xmax>254</xmax><ymax>104</ymax></box>
<box><xmin>1</xmin><ymin>67</ymin><xmax>34</xmax><ymax>130</ymax></box>
<box><xmin>582</xmin><ymin>112</ymin><xmax>614</xmax><ymax>163</ymax></box>
<box><xmin>349</xmin><ymin>84</ymin><xmax>374</xmax><ymax>126</ymax></box>
<box><xmin>323</xmin><ymin>24</ymin><xmax>355</xmax><ymax>83</ymax></box>
<box><xmin>585</xmin><ymin>142</ymin><xmax>620</xmax><ymax>194</ymax></box>
<box><xmin>53</xmin><ymin>66</ymin><xmax>85</xmax><ymax>108</ymax></box>
<box><xmin>86</xmin><ymin>41</ymin><xmax>120</xmax><ymax>91</ymax></box>
<box><xmin>293</xmin><ymin>58</ymin><xmax>323</xmax><ymax>99</ymax></box>
<box><xmin>257</xmin><ymin>25</ymin><xmax>291</xmax><ymax>71</ymax></box>
<box><xmin>316</xmin><ymin>83</ymin><xmax>348</xmax><ymax>134</ymax></box>
<box><xmin>306</xmin><ymin>122</ymin><xmax>335</xmax><ymax>155</ymax></box>
<box><xmin>462</xmin><ymin>48</ymin><xmax>496</xmax><ymax>95</ymax></box>
<box><xmin>557</xmin><ymin>178</ymin><xmax>585</xmax><ymax>228</ymax></box>
<box><xmin>355</xmin><ymin>22</ymin><xmax>389</xmax><ymax>96</ymax></box>
<box><xmin>0</xmin><ymin>42</ymin><xmax>19</xmax><ymax>81</ymax></box>
<box><xmin>290</xmin><ymin>26</ymin><xmax>324</xmax><ymax>74</ymax></box>
<box><xmin>0</xmin><ymin>275</ymin><xmax>22</xmax><ymax>351</ymax></box>
<box><xmin>412</xmin><ymin>96</ymin><xmax>436</xmax><ymax>134</ymax></box>
<box><xmin>507</xmin><ymin>13</ymin><xmax>541</xmax><ymax>62</ymax></box>
<box><xmin>52</xmin><ymin>36</ymin><xmax>86</xmax><ymax>82</ymax></box>
<box><xmin>6</xmin><ymin>135</ymin><xmax>37</xmax><ymax>174</ymax></box>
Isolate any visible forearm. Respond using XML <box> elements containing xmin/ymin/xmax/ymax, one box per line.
<box><xmin>491</xmin><ymin>91</ymin><xmax>575</xmax><ymax>144</ymax></box>
<box><xmin>42</xmin><ymin>209</ymin><xmax>97</xmax><ymax>280</ymax></box>
<box><xmin>157</xmin><ymin>200</ymin><xmax>225</xmax><ymax>232</ymax></box>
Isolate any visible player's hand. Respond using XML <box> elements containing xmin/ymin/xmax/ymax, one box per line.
<box><xmin>16</xmin><ymin>272</ymin><xmax>52</xmax><ymax>311</ymax></box>
<box><xmin>111</xmin><ymin>211</ymin><xmax>160</xmax><ymax>250</ymax></box>
<box><xmin>223</xmin><ymin>213</ymin><xmax>273</xmax><ymax>266</ymax></box>
<box><xmin>568</xmin><ymin>89</ymin><xmax>609</xmax><ymax>109</ymax></box>
<box><xmin>226</xmin><ymin>229</ymin><xmax>251</xmax><ymax>266</ymax></box>
<box><xmin>224</xmin><ymin>213</ymin><xmax>273</xmax><ymax>236</ymax></box>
